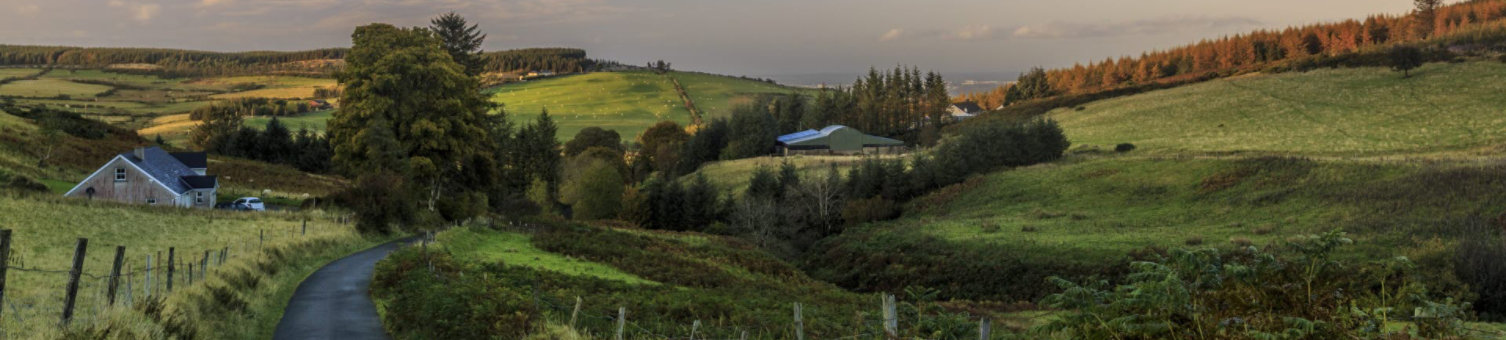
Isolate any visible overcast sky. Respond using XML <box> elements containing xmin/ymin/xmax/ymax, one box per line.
<box><xmin>1</xmin><ymin>0</ymin><xmax>1421</xmax><ymax>76</ymax></box>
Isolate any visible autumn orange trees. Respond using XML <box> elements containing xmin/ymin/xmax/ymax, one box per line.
<box><xmin>967</xmin><ymin>0</ymin><xmax>1506</xmax><ymax>106</ymax></box>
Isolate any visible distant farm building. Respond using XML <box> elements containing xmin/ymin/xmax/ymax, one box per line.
<box><xmin>948</xmin><ymin>101</ymin><xmax>983</xmax><ymax>120</ymax></box>
<box><xmin>308</xmin><ymin>99</ymin><xmax>333</xmax><ymax>110</ymax></box>
<box><xmin>64</xmin><ymin>147</ymin><xmax>218</xmax><ymax>208</ymax></box>
<box><xmin>520</xmin><ymin>70</ymin><xmax>557</xmax><ymax>80</ymax></box>
<box><xmin>776</xmin><ymin>125</ymin><xmax>907</xmax><ymax>156</ymax></box>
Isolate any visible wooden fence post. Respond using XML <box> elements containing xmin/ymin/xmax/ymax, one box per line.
<box><xmin>187</xmin><ymin>262</ymin><xmax>194</xmax><ymax>285</ymax></box>
<box><xmin>144</xmin><ymin>254</ymin><xmax>152</xmax><ymax>298</ymax></box>
<box><xmin>570</xmin><ymin>296</ymin><xmax>582</xmax><ymax>329</ymax></box>
<box><xmin>0</xmin><ymin>229</ymin><xmax>11</xmax><ymax>320</ymax></box>
<box><xmin>60</xmin><ymin>238</ymin><xmax>87</xmax><ymax>326</ymax></box>
<box><xmin>794</xmin><ymin>302</ymin><xmax>805</xmax><ymax>340</ymax></box>
<box><xmin>615</xmin><ymin>307</ymin><xmax>626</xmax><ymax>340</ymax></box>
<box><xmin>166</xmin><ymin>247</ymin><xmax>175</xmax><ymax>292</ymax></box>
<box><xmin>979</xmin><ymin>317</ymin><xmax>991</xmax><ymax>340</ymax></box>
<box><xmin>201</xmin><ymin>250</ymin><xmax>209</xmax><ymax>279</ymax></box>
<box><xmin>107</xmin><ymin>245</ymin><xmax>125</xmax><ymax>306</ymax></box>
<box><xmin>259</xmin><ymin>229</ymin><xmax>264</xmax><ymax>248</ymax></box>
<box><xmin>302</xmin><ymin>220</ymin><xmax>307</xmax><ymax>236</ymax></box>
<box><xmin>882</xmin><ymin>294</ymin><xmax>898</xmax><ymax>339</ymax></box>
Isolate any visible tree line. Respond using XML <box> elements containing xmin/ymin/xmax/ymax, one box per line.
<box><xmin>0</xmin><ymin>44</ymin><xmax>599</xmax><ymax>78</ymax></box>
<box><xmin>962</xmin><ymin>0</ymin><xmax>1504</xmax><ymax>109</ymax></box>
<box><xmin>812</xmin><ymin>66</ymin><xmax>951</xmax><ymax>142</ymax></box>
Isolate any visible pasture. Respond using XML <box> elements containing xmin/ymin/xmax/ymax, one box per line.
<box><xmin>0</xmin><ymin>68</ymin><xmax>42</xmax><ymax>80</ymax></box>
<box><xmin>0</xmin><ymin>79</ymin><xmax>114</xmax><ymax>98</ymax></box>
<box><xmin>0</xmin><ymin>194</ymin><xmax>368</xmax><ymax>338</ymax></box>
<box><xmin>202</xmin><ymin>76</ymin><xmax>336</xmax><ymax>100</ymax></box>
<box><xmin>1049</xmin><ymin>62</ymin><xmax>1506</xmax><ymax>157</ymax></box>
<box><xmin>490</xmin><ymin>71</ymin><xmax>690</xmax><ymax>141</ymax></box>
<box><xmin>244</xmin><ymin>110</ymin><xmax>333</xmax><ymax>133</ymax></box>
<box><xmin>673</xmin><ymin>72</ymin><xmax>814</xmax><ymax>120</ymax></box>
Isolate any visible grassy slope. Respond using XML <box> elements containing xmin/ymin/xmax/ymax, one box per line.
<box><xmin>0</xmin><ymin>78</ymin><xmax>114</xmax><ymax>98</ymax></box>
<box><xmin>492</xmin><ymin>71</ymin><xmax>690</xmax><ymax>141</ymax></box>
<box><xmin>491</xmin><ymin>71</ymin><xmax>812</xmax><ymax>141</ymax></box>
<box><xmin>0</xmin><ymin>193</ymin><xmax>368</xmax><ymax>338</ymax></box>
<box><xmin>439</xmin><ymin>227</ymin><xmax>657</xmax><ymax>285</ymax></box>
<box><xmin>1049</xmin><ymin>62</ymin><xmax>1506</xmax><ymax>157</ymax></box>
<box><xmin>673</xmin><ymin>72</ymin><xmax>814</xmax><ymax>120</ymax></box>
<box><xmin>244</xmin><ymin>110</ymin><xmax>333</xmax><ymax>132</ymax></box>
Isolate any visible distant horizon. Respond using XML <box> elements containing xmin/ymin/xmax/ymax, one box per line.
<box><xmin>0</xmin><ymin>0</ymin><xmax>1427</xmax><ymax>76</ymax></box>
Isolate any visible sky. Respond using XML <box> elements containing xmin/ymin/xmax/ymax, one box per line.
<box><xmin>1</xmin><ymin>0</ymin><xmax>1423</xmax><ymax>77</ymax></box>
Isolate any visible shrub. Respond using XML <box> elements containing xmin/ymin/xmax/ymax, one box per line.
<box><xmin>372</xmin><ymin>249</ymin><xmax>537</xmax><ymax>339</ymax></box>
<box><xmin>1184</xmin><ymin>236</ymin><xmax>1203</xmax><ymax>246</ymax></box>
<box><xmin>1020</xmin><ymin>225</ymin><xmax>1039</xmax><ymax>232</ymax></box>
<box><xmin>1254</xmin><ymin>224</ymin><xmax>1276</xmax><ymax>235</ymax></box>
<box><xmin>1455</xmin><ymin>223</ymin><xmax>1506</xmax><ymax>320</ymax></box>
<box><xmin>333</xmin><ymin>172</ymin><xmax>413</xmax><ymax>234</ymax></box>
<box><xmin>1114</xmin><ymin>143</ymin><xmax>1136</xmax><ymax>152</ymax></box>
<box><xmin>841</xmin><ymin>196</ymin><xmax>898</xmax><ymax>225</ymax></box>
<box><xmin>979</xmin><ymin>223</ymin><xmax>1000</xmax><ymax>233</ymax></box>
<box><xmin>5</xmin><ymin>175</ymin><xmax>48</xmax><ymax>192</ymax></box>
<box><xmin>1229</xmin><ymin>236</ymin><xmax>1253</xmax><ymax>247</ymax></box>
<box><xmin>1042</xmin><ymin>231</ymin><xmax>1466</xmax><ymax>339</ymax></box>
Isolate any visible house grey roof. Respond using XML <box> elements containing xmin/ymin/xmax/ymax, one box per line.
<box><xmin>181</xmin><ymin>175</ymin><xmax>218</xmax><ymax>189</ymax></box>
<box><xmin>121</xmin><ymin>147</ymin><xmax>209</xmax><ymax>195</ymax></box>
<box><xmin>170</xmin><ymin>152</ymin><xmax>208</xmax><ymax>169</ymax></box>
<box><xmin>951</xmin><ymin>101</ymin><xmax>983</xmax><ymax>114</ymax></box>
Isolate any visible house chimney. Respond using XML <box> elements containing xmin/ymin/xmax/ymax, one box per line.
<box><xmin>134</xmin><ymin>147</ymin><xmax>146</xmax><ymax>161</ymax></box>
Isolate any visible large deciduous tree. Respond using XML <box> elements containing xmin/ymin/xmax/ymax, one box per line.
<box><xmin>328</xmin><ymin>23</ymin><xmax>495</xmax><ymax>217</ymax></box>
<box><xmin>429</xmin><ymin>12</ymin><xmax>487</xmax><ymax>77</ymax></box>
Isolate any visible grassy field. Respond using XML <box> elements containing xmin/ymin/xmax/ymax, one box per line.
<box><xmin>0</xmin><ymin>68</ymin><xmax>42</xmax><ymax>80</ymax></box>
<box><xmin>672</xmin><ymin>72</ymin><xmax>814</xmax><ymax>120</ymax></box>
<box><xmin>1048</xmin><ymin>62</ymin><xmax>1506</xmax><ymax>157</ymax></box>
<box><xmin>683</xmin><ymin>155</ymin><xmax>901</xmax><ymax>195</ymax></box>
<box><xmin>0</xmin><ymin>193</ymin><xmax>371</xmax><ymax>338</ymax></box>
<box><xmin>201</xmin><ymin>75</ymin><xmax>336</xmax><ymax>100</ymax></box>
<box><xmin>438</xmin><ymin>227</ymin><xmax>657</xmax><ymax>285</ymax></box>
<box><xmin>491</xmin><ymin>71</ymin><xmax>811</xmax><ymax>141</ymax></box>
<box><xmin>244</xmin><ymin>110</ymin><xmax>333</xmax><ymax>132</ymax></box>
<box><xmin>491</xmin><ymin>71</ymin><xmax>691</xmax><ymax>141</ymax></box>
<box><xmin>374</xmin><ymin>223</ymin><xmax>1010</xmax><ymax>339</ymax></box>
<box><xmin>0</xmin><ymin>78</ymin><xmax>114</xmax><ymax>98</ymax></box>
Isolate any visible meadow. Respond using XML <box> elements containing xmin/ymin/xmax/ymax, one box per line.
<box><xmin>672</xmin><ymin>72</ymin><xmax>814</xmax><ymax>120</ymax></box>
<box><xmin>244</xmin><ymin>110</ymin><xmax>333</xmax><ymax>132</ymax></box>
<box><xmin>373</xmin><ymin>222</ymin><xmax>1003</xmax><ymax>339</ymax></box>
<box><xmin>0</xmin><ymin>193</ymin><xmax>379</xmax><ymax>338</ymax></box>
<box><xmin>202</xmin><ymin>76</ymin><xmax>336</xmax><ymax>100</ymax></box>
<box><xmin>0</xmin><ymin>79</ymin><xmax>114</xmax><ymax>98</ymax></box>
<box><xmin>490</xmin><ymin>71</ymin><xmax>812</xmax><ymax>141</ymax></box>
<box><xmin>1048</xmin><ymin>62</ymin><xmax>1506</xmax><ymax>157</ymax></box>
<box><xmin>490</xmin><ymin>71</ymin><xmax>691</xmax><ymax>141</ymax></box>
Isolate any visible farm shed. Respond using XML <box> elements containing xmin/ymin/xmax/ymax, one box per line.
<box><xmin>777</xmin><ymin>125</ymin><xmax>907</xmax><ymax>156</ymax></box>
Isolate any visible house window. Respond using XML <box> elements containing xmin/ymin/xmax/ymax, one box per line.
<box><xmin>196</xmin><ymin>192</ymin><xmax>204</xmax><ymax>204</ymax></box>
<box><xmin>146</xmin><ymin>198</ymin><xmax>157</xmax><ymax>205</ymax></box>
<box><xmin>114</xmin><ymin>168</ymin><xmax>127</xmax><ymax>182</ymax></box>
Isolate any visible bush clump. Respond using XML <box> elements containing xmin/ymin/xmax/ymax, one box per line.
<box><xmin>1114</xmin><ymin>143</ymin><xmax>1136</xmax><ymax>152</ymax></box>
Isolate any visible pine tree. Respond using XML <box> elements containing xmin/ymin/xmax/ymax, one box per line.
<box><xmin>429</xmin><ymin>12</ymin><xmax>487</xmax><ymax>77</ymax></box>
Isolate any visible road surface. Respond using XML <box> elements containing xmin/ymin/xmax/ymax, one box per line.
<box><xmin>272</xmin><ymin>238</ymin><xmax>413</xmax><ymax>340</ymax></box>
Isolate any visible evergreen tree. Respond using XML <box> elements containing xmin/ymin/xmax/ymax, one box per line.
<box><xmin>429</xmin><ymin>12</ymin><xmax>487</xmax><ymax>77</ymax></box>
<box><xmin>564</xmin><ymin>127</ymin><xmax>623</xmax><ymax>157</ymax></box>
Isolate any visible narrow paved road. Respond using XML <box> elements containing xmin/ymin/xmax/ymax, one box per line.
<box><xmin>273</xmin><ymin>238</ymin><xmax>414</xmax><ymax>340</ymax></box>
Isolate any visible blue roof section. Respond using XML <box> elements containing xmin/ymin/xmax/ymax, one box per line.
<box><xmin>778</xmin><ymin>125</ymin><xmax>858</xmax><ymax>145</ymax></box>
<box><xmin>777</xmin><ymin>129</ymin><xmax>822</xmax><ymax>144</ymax></box>
<box><xmin>120</xmin><ymin>147</ymin><xmax>205</xmax><ymax>195</ymax></box>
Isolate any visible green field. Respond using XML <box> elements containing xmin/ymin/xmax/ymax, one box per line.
<box><xmin>673</xmin><ymin>72</ymin><xmax>812</xmax><ymax>120</ymax></box>
<box><xmin>245</xmin><ymin>110</ymin><xmax>333</xmax><ymax>132</ymax></box>
<box><xmin>1049</xmin><ymin>62</ymin><xmax>1506</xmax><ymax>157</ymax></box>
<box><xmin>0</xmin><ymin>194</ymin><xmax>370</xmax><ymax>338</ymax></box>
<box><xmin>0</xmin><ymin>78</ymin><xmax>114</xmax><ymax>98</ymax></box>
<box><xmin>491</xmin><ymin>71</ymin><xmax>811</xmax><ymax>141</ymax></box>
<box><xmin>491</xmin><ymin>71</ymin><xmax>691</xmax><ymax>141</ymax></box>
<box><xmin>0</xmin><ymin>67</ymin><xmax>42</xmax><ymax>80</ymax></box>
<box><xmin>438</xmin><ymin>227</ymin><xmax>657</xmax><ymax>285</ymax></box>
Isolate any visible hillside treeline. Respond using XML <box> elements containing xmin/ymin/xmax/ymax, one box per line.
<box><xmin>479</xmin><ymin>48</ymin><xmax>593</xmax><ymax>73</ymax></box>
<box><xmin>0</xmin><ymin>45</ymin><xmax>346</xmax><ymax>77</ymax></box>
<box><xmin>0</xmin><ymin>45</ymin><xmax>599</xmax><ymax>77</ymax></box>
<box><xmin>813</xmin><ymin>66</ymin><xmax>952</xmax><ymax>140</ymax></box>
<box><xmin>962</xmin><ymin>0</ymin><xmax>1506</xmax><ymax>109</ymax></box>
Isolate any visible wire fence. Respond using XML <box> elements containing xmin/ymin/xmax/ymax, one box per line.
<box><xmin>0</xmin><ymin>214</ymin><xmax>355</xmax><ymax>337</ymax></box>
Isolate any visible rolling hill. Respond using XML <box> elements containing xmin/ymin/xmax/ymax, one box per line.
<box><xmin>1048</xmin><ymin>62</ymin><xmax>1506</xmax><ymax>157</ymax></box>
<box><xmin>490</xmin><ymin>70</ymin><xmax>814</xmax><ymax>141</ymax></box>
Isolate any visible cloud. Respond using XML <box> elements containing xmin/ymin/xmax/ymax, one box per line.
<box><xmin>16</xmin><ymin>4</ymin><xmax>40</xmax><ymax>15</ymax></box>
<box><xmin>134</xmin><ymin>3</ymin><xmax>160</xmax><ymax>22</ymax></box>
<box><xmin>1011</xmin><ymin>16</ymin><xmax>1263</xmax><ymax>39</ymax></box>
<box><xmin>883</xmin><ymin>16</ymin><xmax>1263</xmax><ymax>43</ymax></box>
<box><xmin>199</xmin><ymin>0</ymin><xmax>231</xmax><ymax>6</ymax></box>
